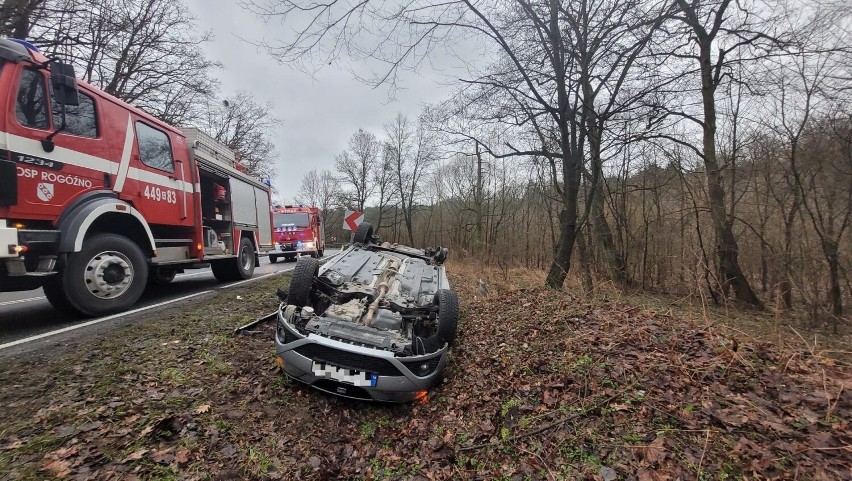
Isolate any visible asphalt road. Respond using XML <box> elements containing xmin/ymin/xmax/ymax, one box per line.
<box><xmin>0</xmin><ymin>253</ymin><xmax>331</xmax><ymax>351</ymax></box>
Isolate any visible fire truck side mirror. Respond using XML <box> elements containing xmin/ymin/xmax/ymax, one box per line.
<box><xmin>41</xmin><ymin>61</ymin><xmax>80</xmax><ymax>151</ymax></box>
<box><xmin>51</xmin><ymin>61</ymin><xmax>79</xmax><ymax>107</ymax></box>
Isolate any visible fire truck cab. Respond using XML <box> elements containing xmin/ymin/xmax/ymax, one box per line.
<box><xmin>269</xmin><ymin>206</ymin><xmax>324</xmax><ymax>262</ymax></box>
<box><xmin>0</xmin><ymin>39</ymin><xmax>273</xmax><ymax>317</ymax></box>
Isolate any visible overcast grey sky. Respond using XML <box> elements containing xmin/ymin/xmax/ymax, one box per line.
<box><xmin>183</xmin><ymin>0</ymin><xmax>459</xmax><ymax>202</ymax></box>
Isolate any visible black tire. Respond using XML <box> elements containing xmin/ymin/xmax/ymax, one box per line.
<box><xmin>317</xmin><ymin>249</ymin><xmax>324</xmax><ymax>258</ymax></box>
<box><xmin>269</xmin><ymin>255</ymin><xmax>278</xmax><ymax>264</ymax></box>
<box><xmin>60</xmin><ymin>233</ymin><xmax>148</xmax><ymax>317</ymax></box>
<box><xmin>212</xmin><ymin>236</ymin><xmax>256</xmax><ymax>282</ymax></box>
<box><xmin>209</xmin><ymin>259</ymin><xmax>230</xmax><ymax>281</ymax></box>
<box><xmin>149</xmin><ymin>268</ymin><xmax>176</xmax><ymax>285</ymax></box>
<box><xmin>43</xmin><ymin>276</ymin><xmax>82</xmax><ymax>316</ymax></box>
<box><xmin>434</xmin><ymin>289</ymin><xmax>459</xmax><ymax>345</ymax></box>
<box><xmin>288</xmin><ymin>256</ymin><xmax>319</xmax><ymax>307</ymax></box>
<box><xmin>353</xmin><ymin>222</ymin><xmax>374</xmax><ymax>245</ymax></box>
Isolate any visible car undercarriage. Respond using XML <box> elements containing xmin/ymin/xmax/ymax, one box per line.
<box><xmin>274</xmin><ymin>222</ymin><xmax>458</xmax><ymax>401</ymax></box>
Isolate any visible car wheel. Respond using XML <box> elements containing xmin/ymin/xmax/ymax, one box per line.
<box><xmin>149</xmin><ymin>268</ymin><xmax>176</xmax><ymax>285</ymax></box>
<box><xmin>434</xmin><ymin>289</ymin><xmax>459</xmax><ymax>345</ymax></box>
<box><xmin>269</xmin><ymin>255</ymin><xmax>278</xmax><ymax>264</ymax></box>
<box><xmin>353</xmin><ymin>222</ymin><xmax>374</xmax><ymax>245</ymax></box>
<box><xmin>61</xmin><ymin>233</ymin><xmax>148</xmax><ymax>316</ymax></box>
<box><xmin>288</xmin><ymin>256</ymin><xmax>319</xmax><ymax>307</ymax></box>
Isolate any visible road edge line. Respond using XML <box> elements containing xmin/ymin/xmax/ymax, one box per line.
<box><xmin>0</xmin><ymin>291</ymin><xmax>212</xmax><ymax>351</ymax></box>
<box><xmin>0</xmin><ymin>253</ymin><xmax>344</xmax><ymax>351</ymax></box>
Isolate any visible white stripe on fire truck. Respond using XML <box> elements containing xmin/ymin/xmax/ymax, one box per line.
<box><xmin>112</xmin><ymin>116</ymin><xmax>134</xmax><ymax>193</ymax></box>
<box><xmin>0</xmin><ymin>131</ymin><xmax>196</xmax><ymax>195</ymax></box>
<box><xmin>3</xmin><ymin>130</ymin><xmax>117</xmax><ymax>174</ymax></box>
<box><xmin>128</xmin><ymin>166</ymin><xmax>191</xmax><ymax>193</ymax></box>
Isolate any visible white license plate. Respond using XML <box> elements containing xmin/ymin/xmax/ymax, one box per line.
<box><xmin>311</xmin><ymin>361</ymin><xmax>377</xmax><ymax>387</ymax></box>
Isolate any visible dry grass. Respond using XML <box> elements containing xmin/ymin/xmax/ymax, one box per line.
<box><xmin>450</xmin><ymin>259</ymin><xmax>851</xmax><ymax>364</ymax></box>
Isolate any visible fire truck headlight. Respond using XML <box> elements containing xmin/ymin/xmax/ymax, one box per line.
<box><xmin>303</xmin><ymin>242</ymin><xmax>315</xmax><ymax>249</ymax></box>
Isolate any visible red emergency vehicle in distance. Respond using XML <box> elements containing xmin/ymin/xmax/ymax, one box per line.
<box><xmin>269</xmin><ymin>206</ymin><xmax>324</xmax><ymax>262</ymax></box>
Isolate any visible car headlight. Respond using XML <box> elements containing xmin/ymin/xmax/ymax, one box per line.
<box><xmin>303</xmin><ymin>241</ymin><xmax>316</xmax><ymax>249</ymax></box>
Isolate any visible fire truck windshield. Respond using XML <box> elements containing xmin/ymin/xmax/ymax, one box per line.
<box><xmin>274</xmin><ymin>213</ymin><xmax>310</xmax><ymax>227</ymax></box>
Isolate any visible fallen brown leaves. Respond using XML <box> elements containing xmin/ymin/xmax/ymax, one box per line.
<box><xmin>0</xmin><ymin>267</ymin><xmax>849</xmax><ymax>480</ymax></box>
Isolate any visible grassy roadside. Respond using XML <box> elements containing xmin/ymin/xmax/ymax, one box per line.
<box><xmin>0</xmin><ymin>263</ymin><xmax>849</xmax><ymax>480</ymax></box>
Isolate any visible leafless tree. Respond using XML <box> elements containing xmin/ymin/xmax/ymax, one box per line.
<box><xmin>296</xmin><ymin>169</ymin><xmax>339</xmax><ymax>224</ymax></box>
<box><xmin>335</xmin><ymin>129</ymin><xmax>381</xmax><ymax>211</ymax></box>
<box><xmin>654</xmin><ymin>0</ymin><xmax>787</xmax><ymax>308</ymax></box>
<box><xmin>22</xmin><ymin>0</ymin><xmax>219</xmax><ymax>126</ymax></box>
<box><xmin>203</xmin><ymin>91</ymin><xmax>280</xmax><ymax>180</ymax></box>
<box><xmin>374</xmin><ymin>144</ymin><xmax>398</xmax><ymax>232</ymax></box>
<box><xmin>385</xmin><ymin>113</ymin><xmax>436</xmax><ymax>244</ymax></box>
<box><xmin>797</xmin><ymin>118</ymin><xmax>851</xmax><ymax>322</ymax></box>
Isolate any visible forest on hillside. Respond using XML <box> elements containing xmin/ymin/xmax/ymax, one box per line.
<box><xmin>275</xmin><ymin>0</ymin><xmax>851</xmax><ymax>330</ymax></box>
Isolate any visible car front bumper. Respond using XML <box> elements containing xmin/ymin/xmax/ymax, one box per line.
<box><xmin>274</xmin><ymin>310</ymin><xmax>447</xmax><ymax>402</ymax></box>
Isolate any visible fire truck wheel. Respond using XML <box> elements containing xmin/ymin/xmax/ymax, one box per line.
<box><xmin>317</xmin><ymin>249</ymin><xmax>324</xmax><ymax>258</ymax></box>
<box><xmin>211</xmin><ymin>236</ymin><xmax>256</xmax><ymax>282</ymax></box>
<box><xmin>149</xmin><ymin>269</ymin><xmax>176</xmax><ymax>285</ymax></box>
<box><xmin>43</xmin><ymin>276</ymin><xmax>82</xmax><ymax>316</ymax></box>
<box><xmin>288</xmin><ymin>256</ymin><xmax>319</xmax><ymax>307</ymax></box>
<box><xmin>62</xmin><ymin>233</ymin><xmax>148</xmax><ymax>316</ymax></box>
<box><xmin>269</xmin><ymin>255</ymin><xmax>279</xmax><ymax>263</ymax></box>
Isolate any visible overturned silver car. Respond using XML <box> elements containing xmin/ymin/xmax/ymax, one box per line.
<box><xmin>275</xmin><ymin>222</ymin><xmax>458</xmax><ymax>402</ymax></box>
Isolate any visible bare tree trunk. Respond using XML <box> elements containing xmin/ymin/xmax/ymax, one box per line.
<box><xmin>576</xmin><ymin>226</ymin><xmax>594</xmax><ymax>294</ymax></box>
<box><xmin>544</xmin><ymin>0</ymin><xmax>582</xmax><ymax>289</ymax></box>
<box><xmin>586</xmin><ymin>121</ymin><xmax>627</xmax><ymax>284</ymax></box>
<box><xmin>590</xmin><ymin>172</ymin><xmax>629</xmax><ymax>285</ymax></box>
<box><xmin>780</xmin><ymin>208</ymin><xmax>798</xmax><ymax>309</ymax></box>
<box><xmin>675</xmin><ymin>0</ymin><xmax>763</xmax><ymax>308</ymax></box>
<box><xmin>698</xmin><ymin>43</ymin><xmax>762</xmax><ymax>308</ymax></box>
<box><xmin>546</xmin><ymin>208</ymin><xmax>578</xmax><ymax>288</ymax></box>
<box><xmin>824</xmin><ymin>240</ymin><xmax>843</xmax><ymax>318</ymax></box>
<box><xmin>474</xmin><ymin>143</ymin><xmax>485</xmax><ymax>256</ymax></box>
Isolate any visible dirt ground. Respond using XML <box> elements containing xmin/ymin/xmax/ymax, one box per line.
<box><xmin>0</xmin><ymin>264</ymin><xmax>849</xmax><ymax>480</ymax></box>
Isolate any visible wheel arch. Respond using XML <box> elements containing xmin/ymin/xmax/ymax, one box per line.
<box><xmin>57</xmin><ymin>198</ymin><xmax>156</xmax><ymax>256</ymax></box>
<box><xmin>240</xmin><ymin>228</ymin><xmax>258</xmax><ymax>251</ymax></box>
<box><xmin>236</xmin><ymin>228</ymin><xmax>259</xmax><ymax>266</ymax></box>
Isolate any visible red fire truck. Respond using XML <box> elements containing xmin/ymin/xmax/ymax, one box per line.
<box><xmin>269</xmin><ymin>206</ymin><xmax>324</xmax><ymax>262</ymax></box>
<box><xmin>0</xmin><ymin>39</ymin><xmax>274</xmax><ymax>316</ymax></box>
